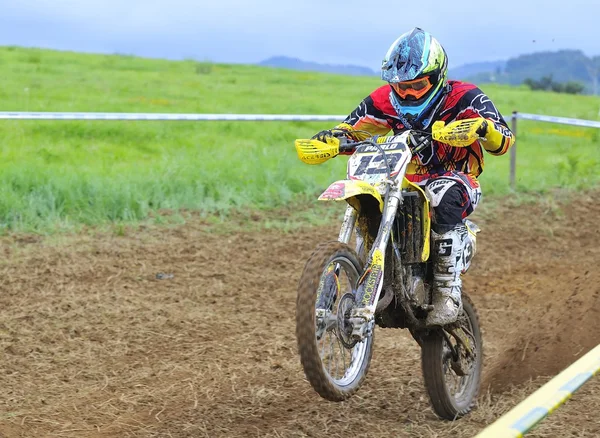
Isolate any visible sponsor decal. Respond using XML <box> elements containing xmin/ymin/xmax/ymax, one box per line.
<box><xmin>360</xmin><ymin>249</ymin><xmax>384</xmax><ymax>305</ymax></box>
<box><xmin>321</xmin><ymin>182</ymin><xmax>345</xmax><ymax>199</ymax></box>
<box><xmin>307</xmin><ymin>151</ymin><xmax>333</xmax><ymax>161</ymax></box>
<box><xmin>463</xmin><ymin>241</ymin><xmax>473</xmax><ymax>266</ymax></box>
<box><xmin>360</xmin><ymin>142</ymin><xmax>406</xmax><ymax>152</ymax></box>
<box><xmin>437</xmin><ymin>238</ymin><xmax>453</xmax><ymax>256</ymax></box>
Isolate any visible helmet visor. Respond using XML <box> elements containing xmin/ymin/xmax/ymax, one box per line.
<box><xmin>391</xmin><ymin>76</ymin><xmax>433</xmax><ymax>100</ymax></box>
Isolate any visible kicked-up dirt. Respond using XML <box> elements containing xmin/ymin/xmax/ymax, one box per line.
<box><xmin>0</xmin><ymin>190</ymin><xmax>598</xmax><ymax>437</ymax></box>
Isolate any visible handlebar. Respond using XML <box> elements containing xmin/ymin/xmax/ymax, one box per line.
<box><xmin>338</xmin><ymin>117</ymin><xmax>488</xmax><ymax>152</ymax></box>
<box><xmin>337</xmin><ymin>131</ymin><xmax>433</xmax><ymax>155</ymax></box>
<box><xmin>295</xmin><ymin>118</ymin><xmax>487</xmax><ymax>165</ymax></box>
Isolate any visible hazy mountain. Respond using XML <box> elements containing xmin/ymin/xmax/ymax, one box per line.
<box><xmin>259</xmin><ymin>56</ymin><xmax>376</xmax><ymax>76</ymax></box>
<box><xmin>464</xmin><ymin>50</ymin><xmax>599</xmax><ymax>93</ymax></box>
<box><xmin>259</xmin><ymin>56</ymin><xmax>509</xmax><ymax>80</ymax></box>
<box><xmin>259</xmin><ymin>51</ymin><xmax>599</xmax><ymax>94</ymax></box>
<box><xmin>503</xmin><ymin>50</ymin><xmax>593</xmax><ymax>84</ymax></box>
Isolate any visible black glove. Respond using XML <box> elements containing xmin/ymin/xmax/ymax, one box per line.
<box><xmin>476</xmin><ymin>120</ymin><xmax>489</xmax><ymax>137</ymax></box>
<box><xmin>312</xmin><ymin>130</ymin><xmax>331</xmax><ymax>142</ymax></box>
<box><xmin>312</xmin><ymin>129</ymin><xmax>335</xmax><ymax>143</ymax></box>
<box><xmin>312</xmin><ymin>128</ymin><xmax>351</xmax><ymax>143</ymax></box>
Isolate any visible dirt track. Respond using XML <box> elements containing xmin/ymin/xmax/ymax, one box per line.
<box><xmin>0</xmin><ymin>191</ymin><xmax>598</xmax><ymax>437</ymax></box>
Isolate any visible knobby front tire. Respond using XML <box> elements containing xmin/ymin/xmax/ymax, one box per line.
<box><xmin>296</xmin><ymin>241</ymin><xmax>374</xmax><ymax>401</ymax></box>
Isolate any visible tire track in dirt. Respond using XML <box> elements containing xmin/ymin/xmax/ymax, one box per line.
<box><xmin>0</xmin><ymin>191</ymin><xmax>597</xmax><ymax>437</ymax></box>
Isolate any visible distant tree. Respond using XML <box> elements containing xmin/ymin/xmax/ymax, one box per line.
<box><xmin>523</xmin><ymin>75</ymin><xmax>554</xmax><ymax>91</ymax></box>
<box><xmin>523</xmin><ymin>76</ymin><xmax>585</xmax><ymax>95</ymax></box>
<box><xmin>551</xmin><ymin>82</ymin><xmax>565</xmax><ymax>93</ymax></box>
<box><xmin>586</xmin><ymin>55</ymin><xmax>600</xmax><ymax>95</ymax></box>
<box><xmin>523</xmin><ymin>78</ymin><xmax>536</xmax><ymax>89</ymax></box>
<box><xmin>538</xmin><ymin>75</ymin><xmax>554</xmax><ymax>91</ymax></box>
<box><xmin>594</xmin><ymin>56</ymin><xmax>600</xmax><ymax>94</ymax></box>
<box><xmin>563</xmin><ymin>81</ymin><xmax>585</xmax><ymax>94</ymax></box>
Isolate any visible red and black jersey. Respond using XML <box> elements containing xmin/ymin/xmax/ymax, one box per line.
<box><xmin>341</xmin><ymin>80</ymin><xmax>514</xmax><ymax>183</ymax></box>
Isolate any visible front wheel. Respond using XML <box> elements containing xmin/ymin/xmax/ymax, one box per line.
<box><xmin>296</xmin><ymin>241</ymin><xmax>373</xmax><ymax>401</ymax></box>
<box><xmin>420</xmin><ymin>293</ymin><xmax>483</xmax><ymax>420</ymax></box>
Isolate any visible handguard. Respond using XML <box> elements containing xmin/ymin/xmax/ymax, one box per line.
<box><xmin>295</xmin><ymin>137</ymin><xmax>340</xmax><ymax>165</ymax></box>
<box><xmin>432</xmin><ymin>119</ymin><xmax>487</xmax><ymax>147</ymax></box>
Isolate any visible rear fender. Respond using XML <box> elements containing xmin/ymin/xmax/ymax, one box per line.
<box><xmin>318</xmin><ymin>180</ymin><xmax>384</xmax><ymax>213</ymax></box>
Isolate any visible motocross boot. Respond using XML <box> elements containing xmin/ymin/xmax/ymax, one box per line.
<box><xmin>426</xmin><ymin>224</ymin><xmax>467</xmax><ymax>327</ymax></box>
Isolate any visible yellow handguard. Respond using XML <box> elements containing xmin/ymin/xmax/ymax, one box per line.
<box><xmin>432</xmin><ymin>118</ymin><xmax>486</xmax><ymax>147</ymax></box>
<box><xmin>294</xmin><ymin>137</ymin><xmax>340</xmax><ymax>165</ymax></box>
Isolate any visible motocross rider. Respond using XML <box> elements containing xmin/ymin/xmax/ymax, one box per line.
<box><xmin>313</xmin><ymin>28</ymin><xmax>515</xmax><ymax>326</ymax></box>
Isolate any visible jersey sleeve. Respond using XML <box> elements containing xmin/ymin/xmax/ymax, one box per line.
<box><xmin>336</xmin><ymin>87</ymin><xmax>394</xmax><ymax>140</ymax></box>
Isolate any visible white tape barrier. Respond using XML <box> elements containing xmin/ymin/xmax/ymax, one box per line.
<box><xmin>0</xmin><ymin>111</ymin><xmax>599</xmax><ymax>129</ymax></box>
<box><xmin>516</xmin><ymin>112</ymin><xmax>600</xmax><ymax>129</ymax></box>
<box><xmin>476</xmin><ymin>344</ymin><xmax>600</xmax><ymax>437</ymax></box>
<box><xmin>0</xmin><ymin>112</ymin><xmax>345</xmax><ymax>121</ymax></box>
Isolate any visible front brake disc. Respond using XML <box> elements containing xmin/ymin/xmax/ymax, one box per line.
<box><xmin>336</xmin><ymin>293</ymin><xmax>358</xmax><ymax>349</ymax></box>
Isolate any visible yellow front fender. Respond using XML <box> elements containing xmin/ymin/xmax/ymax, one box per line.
<box><xmin>318</xmin><ymin>180</ymin><xmax>384</xmax><ymax>212</ymax></box>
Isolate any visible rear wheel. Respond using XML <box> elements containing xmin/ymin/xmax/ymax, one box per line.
<box><xmin>420</xmin><ymin>293</ymin><xmax>483</xmax><ymax>419</ymax></box>
<box><xmin>296</xmin><ymin>241</ymin><xmax>373</xmax><ymax>401</ymax></box>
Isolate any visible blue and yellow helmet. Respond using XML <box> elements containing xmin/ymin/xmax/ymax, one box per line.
<box><xmin>381</xmin><ymin>28</ymin><xmax>448</xmax><ymax>129</ymax></box>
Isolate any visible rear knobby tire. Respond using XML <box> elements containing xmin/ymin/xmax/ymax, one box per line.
<box><xmin>421</xmin><ymin>293</ymin><xmax>483</xmax><ymax>420</ymax></box>
<box><xmin>296</xmin><ymin>241</ymin><xmax>373</xmax><ymax>401</ymax></box>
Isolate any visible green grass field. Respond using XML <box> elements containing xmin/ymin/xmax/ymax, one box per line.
<box><xmin>0</xmin><ymin>46</ymin><xmax>599</xmax><ymax>232</ymax></box>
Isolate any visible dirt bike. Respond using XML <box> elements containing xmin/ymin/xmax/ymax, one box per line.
<box><xmin>294</xmin><ymin>119</ymin><xmax>485</xmax><ymax>420</ymax></box>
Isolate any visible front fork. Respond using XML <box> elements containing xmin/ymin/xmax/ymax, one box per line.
<box><xmin>337</xmin><ymin>205</ymin><xmax>358</xmax><ymax>245</ymax></box>
<box><xmin>314</xmin><ymin>206</ymin><xmax>360</xmax><ymax>340</ymax></box>
<box><xmin>336</xmin><ymin>185</ymin><xmax>403</xmax><ymax>340</ymax></box>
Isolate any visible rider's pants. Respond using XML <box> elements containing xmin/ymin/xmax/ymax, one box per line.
<box><xmin>422</xmin><ymin>172</ymin><xmax>482</xmax><ymax>233</ymax></box>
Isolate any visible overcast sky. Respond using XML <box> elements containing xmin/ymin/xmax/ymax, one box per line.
<box><xmin>2</xmin><ymin>0</ymin><xmax>598</xmax><ymax>69</ymax></box>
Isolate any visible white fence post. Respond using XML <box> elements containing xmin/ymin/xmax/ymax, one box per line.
<box><xmin>510</xmin><ymin>111</ymin><xmax>518</xmax><ymax>191</ymax></box>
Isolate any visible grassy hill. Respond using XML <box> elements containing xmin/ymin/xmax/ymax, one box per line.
<box><xmin>0</xmin><ymin>46</ymin><xmax>599</xmax><ymax>232</ymax></box>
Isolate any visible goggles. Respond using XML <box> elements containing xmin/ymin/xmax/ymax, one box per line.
<box><xmin>391</xmin><ymin>75</ymin><xmax>433</xmax><ymax>100</ymax></box>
